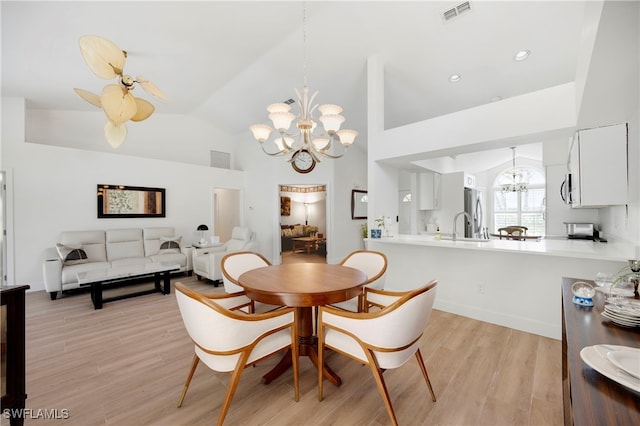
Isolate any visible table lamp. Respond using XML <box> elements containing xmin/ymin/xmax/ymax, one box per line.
<box><xmin>197</xmin><ymin>224</ymin><xmax>208</xmax><ymax>246</ymax></box>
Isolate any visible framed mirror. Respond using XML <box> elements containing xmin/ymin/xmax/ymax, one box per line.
<box><xmin>351</xmin><ymin>189</ymin><xmax>368</xmax><ymax>220</ymax></box>
<box><xmin>97</xmin><ymin>184</ymin><xmax>165</xmax><ymax>218</ymax></box>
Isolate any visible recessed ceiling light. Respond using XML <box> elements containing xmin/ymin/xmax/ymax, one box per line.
<box><xmin>490</xmin><ymin>96</ymin><xmax>502</xmax><ymax>102</ymax></box>
<box><xmin>514</xmin><ymin>50</ymin><xmax>531</xmax><ymax>61</ymax></box>
<box><xmin>449</xmin><ymin>74</ymin><xmax>462</xmax><ymax>83</ymax></box>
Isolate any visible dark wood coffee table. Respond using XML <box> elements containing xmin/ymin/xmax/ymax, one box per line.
<box><xmin>77</xmin><ymin>263</ymin><xmax>180</xmax><ymax>309</ymax></box>
<box><xmin>238</xmin><ymin>263</ymin><xmax>366</xmax><ymax>386</ymax></box>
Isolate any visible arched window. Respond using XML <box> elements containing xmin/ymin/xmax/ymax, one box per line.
<box><xmin>493</xmin><ymin>166</ymin><xmax>545</xmax><ymax>235</ymax></box>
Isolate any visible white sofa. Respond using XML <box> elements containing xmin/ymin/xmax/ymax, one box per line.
<box><xmin>42</xmin><ymin>227</ymin><xmax>192</xmax><ymax>300</ymax></box>
<box><xmin>192</xmin><ymin>227</ymin><xmax>256</xmax><ymax>285</ymax></box>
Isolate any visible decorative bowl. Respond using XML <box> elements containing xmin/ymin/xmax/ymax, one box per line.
<box><xmin>572</xmin><ymin>281</ymin><xmax>595</xmax><ymax>307</ymax></box>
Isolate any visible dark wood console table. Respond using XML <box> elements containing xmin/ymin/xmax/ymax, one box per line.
<box><xmin>561</xmin><ymin>277</ymin><xmax>640</xmax><ymax>425</ymax></box>
<box><xmin>1</xmin><ymin>284</ymin><xmax>30</xmax><ymax>426</ymax></box>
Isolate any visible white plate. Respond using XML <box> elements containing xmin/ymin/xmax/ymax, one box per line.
<box><xmin>607</xmin><ymin>349</ymin><xmax>640</xmax><ymax>379</ymax></box>
<box><xmin>603</xmin><ymin>307</ymin><xmax>640</xmax><ymax>322</ymax></box>
<box><xmin>601</xmin><ymin>311</ymin><xmax>640</xmax><ymax>327</ymax></box>
<box><xmin>580</xmin><ymin>345</ymin><xmax>640</xmax><ymax>394</ymax></box>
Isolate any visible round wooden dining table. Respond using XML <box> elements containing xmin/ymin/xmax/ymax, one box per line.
<box><xmin>238</xmin><ymin>263</ymin><xmax>367</xmax><ymax>386</ymax></box>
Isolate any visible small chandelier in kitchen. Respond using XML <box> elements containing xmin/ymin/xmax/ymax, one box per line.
<box><xmin>501</xmin><ymin>147</ymin><xmax>528</xmax><ymax>193</ymax></box>
<box><xmin>249</xmin><ymin>3</ymin><xmax>357</xmax><ymax>171</ymax></box>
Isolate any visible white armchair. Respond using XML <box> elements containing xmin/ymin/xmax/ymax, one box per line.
<box><xmin>192</xmin><ymin>227</ymin><xmax>256</xmax><ymax>285</ymax></box>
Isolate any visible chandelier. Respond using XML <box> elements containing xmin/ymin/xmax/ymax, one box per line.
<box><xmin>249</xmin><ymin>4</ymin><xmax>357</xmax><ymax>171</ymax></box>
<box><xmin>501</xmin><ymin>147</ymin><xmax>528</xmax><ymax>193</ymax></box>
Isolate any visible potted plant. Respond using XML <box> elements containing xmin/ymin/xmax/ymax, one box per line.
<box><xmin>609</xmin><ymin>259</ymin><xmax>640</xmax><ymax>297</ymax></box>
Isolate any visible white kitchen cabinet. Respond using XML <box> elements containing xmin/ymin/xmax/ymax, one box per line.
<box><xmin>570</xmin><ymin>123</ymin><xmax>628</xmax><ymax>208</ymax></box>
<box><xmin>418</xmin><ymin>171</ymin><xmax>441</xmax><ymax>210</ymax></box>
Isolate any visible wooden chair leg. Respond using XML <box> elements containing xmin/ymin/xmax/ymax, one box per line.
<box><xmin>415</xmin><ymin>349</ymin><xmax>436</xmax><ymax>402</ymax></box>
<box><xmin>291</xmin><ymin>329</ymin><xmax>299</xmax><ymax>402</ymax></box>
<box><xmin>217</xmin><ymin>354</ymin><xmax>250</xmax><ymax>426</ymax></box>
<box><xmin>367</xmin><ymin>355</ymin><xmax>398</xmax><ymax>426</ymax></box>
<box><xmin>317</xmin><ymin>318</ymin><xmax>324</xmax><ymax>401</ymax></box>
<box><xmin>178</xmin><ymin>354</ymin><xmax>200</xmax><ymax>407</ymax></box>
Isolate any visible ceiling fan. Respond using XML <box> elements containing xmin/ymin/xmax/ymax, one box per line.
<box><xmin>74</xmin><ymin>35</ymin><xmax>168</xmax><ymax>148</ymax></box>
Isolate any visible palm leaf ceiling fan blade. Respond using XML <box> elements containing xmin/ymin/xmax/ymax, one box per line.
<box><xmin>104</xmin><ymin>121</ymin><xmax>127</xmax><ymax>149</ymax></box>
<box><xmin>79</xmin><ymin>35</ymin><xmax>126</xmax><ymax>79</ymax></box>
<box><xmin>101</xmin><ymin>84</ymin><xmax>137</xmax><ymax>124</ymax></box>
<box><xmin>136</xmin><ymin>76</ymin><xmax>168</xmax><ymax>101</ymax></box>
<box><xmin>131</xmin><ymin>98</ymin><xmax>155</xmax><ymax>122</ymax></box>
<box><xmin>73</xmin><ymin>88</ymin><xmax>101</xmax><ymax>108</ymax></box>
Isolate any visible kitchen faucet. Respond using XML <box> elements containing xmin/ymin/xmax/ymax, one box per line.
<box><xmin>452</xmin><ymin>211</ymin><xmax>472</xmax><ymax>241</ymax></box>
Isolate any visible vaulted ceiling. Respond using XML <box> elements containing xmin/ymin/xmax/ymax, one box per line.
<box><xmin>2</xmin><ymin>1</ymin><xmax>637</xmax><ymax>170</ymax></box>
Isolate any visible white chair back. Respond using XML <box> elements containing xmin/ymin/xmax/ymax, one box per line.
<box><xmin>175</xmin><ymin>284</ymin><xmax>292</xmax><ymax>372</ymax></box>
<box><xmin>323</xmin><ymin>282</ymin><xmax>436</xmax><ymax>369</ymax></box>
<box><xmin>341</xmin><ymin>250</ymin><xmax>387</xmax><ymax>289</ymax></box>
<box><xmin>221</xmin><ymin>251</ymin><xmax>270</xmax><ymax>293</ymax></box>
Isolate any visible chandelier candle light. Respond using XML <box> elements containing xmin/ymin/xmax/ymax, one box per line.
<box><xmin>501</xmin><ymin>146</ymin><xmax>528</xmax><ymax>193</ymax></box>
<box><xmin>249</xmin><ymin>4</ymin><xmax>357</xmax><ymax>173</ymax></box>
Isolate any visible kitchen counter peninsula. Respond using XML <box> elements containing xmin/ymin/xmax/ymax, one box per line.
<box><xmin>367</xmin><ymin>235</ymin><xmax>637</xmax><ymax>340</ymax></box>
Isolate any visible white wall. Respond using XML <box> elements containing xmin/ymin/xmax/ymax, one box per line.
<box><xmin>26</xmin><ymin>109</ymin><xmax>235</xmax><ymax>168</ymax></box>
<box><xmin>2</xmin><ymin>97</ymin><xmax>244</xmax><ymax>291</ymax></box>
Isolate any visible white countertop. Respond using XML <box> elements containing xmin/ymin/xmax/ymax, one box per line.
<box><xmin>366</xmin><ymin>234</ymin><xmax>638</xmax><ymax>262</ymax></box>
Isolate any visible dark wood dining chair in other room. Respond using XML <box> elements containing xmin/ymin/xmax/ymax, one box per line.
<box><xmin>317</xmin><ymin>280</ymin><xmax>438</xmax><ymax>426</ymax></box>
<box><xmin>328</xmin><ymin>250</ymin><xmax>388</xmax><ymax>312</ymax></box>
<box><xmin>174</xmin><ymin>282</ymin><xmax>298</xmax><ymax>426</ymax></box>
<box><xmin>221</xmin><ymin>251</ymin><xmax>282</xmax><ymax>313</ymax></box>
<box><xmin>497</xmin><ymin>226</ymin><xmax>528</xmax><ymax>240</ymax></box>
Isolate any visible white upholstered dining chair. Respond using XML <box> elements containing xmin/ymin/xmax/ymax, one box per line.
<box><xmin>220</xmin><ymin>251</ymin><xmax>282</xmax><ymax>313</ymax></box>
<box><xmin>174</xmin><ymin>282</ymin><xmax>298</xmax><ymax>426</ymax></box>
<box><xmin>329</xmin><ymin>250</ymin><xmax>388</xmax><ymax>312</ymax></box>
<box><xmin>317</xmin><ymin>280</ymin><xmax>438</xmax><ymax>426</ymax></box>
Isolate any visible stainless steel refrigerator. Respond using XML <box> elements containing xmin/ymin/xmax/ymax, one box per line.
<box><xmin>463</xmin><ymin>187</ymin><xmax>484</xmax><ymax>238</ymax></box>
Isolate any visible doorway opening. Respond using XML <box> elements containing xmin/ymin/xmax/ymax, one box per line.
<box><xmin>279</xmin><ymin>184</ymin><xmax>327</xmax><ymax>264</ymax></box>
<box><xmin>213</xmin><ymin>188</ymin><xmax>240</xmax><ymax>244</ymax></box>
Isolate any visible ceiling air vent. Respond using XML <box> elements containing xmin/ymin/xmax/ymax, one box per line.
<box><xmin>210</xmin><ymin>150</ymin><xmax>230</xmax><ymax>169</ymax></box>
<box><xmin>442</xmin><ymin>2</ymin><xmax>472</xmax><ymax>22</ymax></box>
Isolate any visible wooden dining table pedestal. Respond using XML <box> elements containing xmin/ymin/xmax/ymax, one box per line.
<box><xmin>238</xmin><ymin>263</ymin><xmax>367</xmax><ymax>386</ymax></box>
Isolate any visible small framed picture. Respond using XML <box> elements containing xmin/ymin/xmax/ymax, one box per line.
<box><xmin>371</xmin><ymin>229</ymin><xmax>382</xmax><ymax>238</ymax></box>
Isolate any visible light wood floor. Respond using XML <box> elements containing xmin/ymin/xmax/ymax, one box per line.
<box><xmin>10</xmin><ymin>274</ymin><xmax>563</xmax><ymax>426</ymax></box>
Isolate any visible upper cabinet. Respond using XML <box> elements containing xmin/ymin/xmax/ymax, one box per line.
<box><xmin>571</xmin><ymin>123</ymin><xmax>628</xmax><ymax>208</ymax></box>
<box><xmin>418</xmin><ymin>171</ymin><xmax>441</xmax><ymax>210</ymax></box>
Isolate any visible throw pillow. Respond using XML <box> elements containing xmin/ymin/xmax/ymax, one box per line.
<box><xmin>159</xmin><ymin>236</ymin><xmax>182</xmax><ymax>254</ymax></box>
<box><xmin>56</xmin><ymin>243</ymin><xmax>89</xmax><ymax>266</ymax></box>
<box><xmin>284</xmin><ymin>228</ymin><xmax>293</xmax><ymax>237</ymax></box>
<box><xmin>293</xmin><ymin>225</ymin><xmax>304</xmax><ymax>236</ymax></box>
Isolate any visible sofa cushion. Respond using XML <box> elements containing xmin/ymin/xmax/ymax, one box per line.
<box><xmin>56</xmin><ymin>243</ymin><xmax>89</xmax><ymax>266</ymax></box>
<box><xmin>61</xmin><ymin>261</ymin><xmax>110</xmax><ymax>285</ymax></box>
<box><xmin>293</xmin><ymin>224</ymin><xmax>304</xmax><ymax>236</ymax></box>
<box><xmin>150</xmin><ymin>253</ymin><xmax>187</xmax><ymax>267</ymax></box>
<box><xmin>60</xmin><ymin>230</ymin><xmax>107</xmax><ymax>262</ymax></box>
<box><xmin>110</xmin><ymin>257</ymin><xmax>152</xmax><ymax>268</ymax></box>
<box><xmin>106</xmin><ymin>228</ymin><xmax>145</xmax><ymax>261</ymax></box>
<box><xmin>143</xmin><ymin>227</ymin><xmax>178</xmax><ymax>256</ymax></box>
